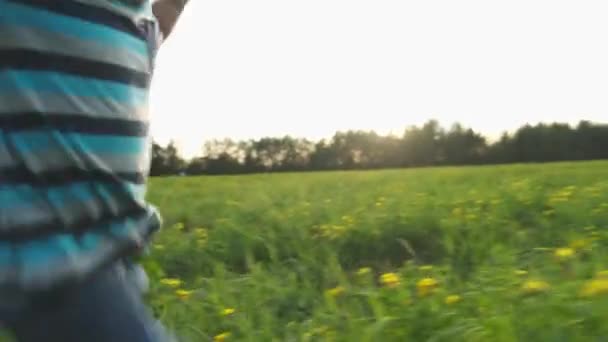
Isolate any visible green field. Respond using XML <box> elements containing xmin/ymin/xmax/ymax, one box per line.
<box><xmin>143</xmin><ymin>161</ymin><xmax>607</xmax><ymax>341</ymax></box>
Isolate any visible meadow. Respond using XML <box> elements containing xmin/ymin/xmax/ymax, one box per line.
<box><xmin>140</xmin><ymin>160</ymin><xmax>608</xmax><ymax>341</ymax></box>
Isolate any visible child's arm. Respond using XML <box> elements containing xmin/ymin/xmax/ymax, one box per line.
<box><xmin>153</xmin><ymin>0</ymin><xmax>189</xmax><ymax>40</ymax></box>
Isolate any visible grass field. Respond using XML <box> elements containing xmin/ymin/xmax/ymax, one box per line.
<box><xmin>141</xmin><ymin>160</ymin><xmax>608</xmax><ymax>341</ymax></box>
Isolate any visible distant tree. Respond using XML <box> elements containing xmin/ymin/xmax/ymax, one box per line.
<box><xmin>150</xmin><ymin>141</ymin><xmax>186</xmax><ymax>176</ymax></box>
<box><xmin>441</xmin><ymin>123</ymin><xmax>487</xmax><ymax>164</ymax></box>
<box><xmin>161</xmin><ymin>119</ymin><xmax>608</xmax><ymax>176</ymax></box>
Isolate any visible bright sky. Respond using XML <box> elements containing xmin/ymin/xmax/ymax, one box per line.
<box><xmin>149</xmin><ymin>0</ymin><xmax>608</xmax><ymax>158</ymax></box>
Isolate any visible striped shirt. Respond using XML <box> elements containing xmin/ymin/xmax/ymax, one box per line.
<box><xmin>0</xmin><ymin>0</ymin><xmax>162</xmax><ymax>292</ymax></box>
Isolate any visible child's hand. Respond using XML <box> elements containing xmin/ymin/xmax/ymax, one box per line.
<box><xmin>153</xmin><ymin>0</ymin><xmax>188</xmax><ymax>40</ymax></box>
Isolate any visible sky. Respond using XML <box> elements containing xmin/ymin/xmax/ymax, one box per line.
<box><xmin>149</xmin><ymin>0</ymin><xmax>608</xmax><ymax>158</ymax></box>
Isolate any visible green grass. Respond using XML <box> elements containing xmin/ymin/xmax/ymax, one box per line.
<box><xmin>5</xmin><ymin>161</ymin><xmax>608</xmax><ymax>341</ymax></box>
<box><xmin>142</xmin><ymin>160</ymin><xmax>608</xmax><ymax>341</ymax></box>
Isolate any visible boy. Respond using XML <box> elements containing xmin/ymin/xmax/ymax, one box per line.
<box><xmin>0</xmin><ymin>0</ymin><xmax>187</xmax><ymax>340</ymax></box>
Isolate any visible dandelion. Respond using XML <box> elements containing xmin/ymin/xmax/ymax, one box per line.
<box><xmin>554</xmin><ymin>247</ymin><xmax>575</xmax><ymax>262</ymax></box>
<box><xmin>357</xmin><ymin>267</ymin><xmax>371</xmax><ymax>276</ymax></box>
<box><xmin>445</xmin><ymin>295</ymin><xmax>462</xmax><ymax>305</ymax></box>
<box><xmin>379</xmin><ymin>273</ymin><xmax>400</xmax><ymax>288</ymax></box>
<box><xmin>580</xmin><ymin>279</ymin><xmax>608</xmax><ymax>297</ymax></box>
<box><xmin>221</xmin><ymin>308</ymin><xmax>236</xmax><ymax>316</ymax></box>
<box><xmin>417</xmin><ymin>277</ymin><xmax>439</xmax><ymax>297</ymax></box>
<box><xmin>160</xmin><ymin>278</ymin><xmax>182</xmax><ymax>288</ymax></box>
<box><xmin>194</xmin><ymin>228</ymin><xmax>208</xmax><ymax>238</ymax></box>
<box><xmin>325</xmin><ymin>286</ymin><xmax>345</xmax><ymax>298</ymax></box>
<box><xmin>175</xmin><ymin>289</ymin><xmax>193</xmax><ymax>300</ymax></box>
<box><xmin>214</xmin><ymin>332</ymin><xmax>231</xmax><ymax>342</ymax></box>
<box><xmin>569</xmin><ymin>238</ymin><xmax>591</xmax><ymax>251</ymax></box>
<box><xmin>521</xmin><ymin>280</ymin><xmax>550</xmax><ymax>295</ymax></box>
<box><xmin>514</xmin><ymin>270</ymin><xmax>529</xmax><ymax>277</ymax></box>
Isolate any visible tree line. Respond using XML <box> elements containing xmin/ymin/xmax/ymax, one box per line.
<box><xmin>150</xmin><ymin>120</ymin><xmax>608</xmax><ymax>176</ymax></box>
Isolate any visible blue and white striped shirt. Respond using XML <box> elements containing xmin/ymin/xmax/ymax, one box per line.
<box><xmin>0</xmin><ymin>0</ymin><xmax>161</xmax><ymax>292</ymax></box>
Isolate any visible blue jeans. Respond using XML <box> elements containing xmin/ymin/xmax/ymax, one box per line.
<box><xmin>0</xmin><ymin>262</ymin><xmax>175</xmax><ymax>342</ymax></box>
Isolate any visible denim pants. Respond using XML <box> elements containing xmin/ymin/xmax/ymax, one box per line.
<box><xmin>0</xmin><ymin>261</ymin><xmax>175</xmax><ymax>342</ymax></box>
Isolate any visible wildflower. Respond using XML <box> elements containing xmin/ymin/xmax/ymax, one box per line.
<box><xmin>214</xmin><ymin>332</ymin><xmax>231</xmax><ymax>342</ymax></box>
<box><xmin>417</xmin><ymin>277</ymin><xmax>439</xmax><ymax>297</ymax></box>
<box><xmin>445</xmin><ymin>295</ymin><xmax>462</xmax><ymax>305</ymax></box>
<box><xmin>357</xmin><ymin>267</ymin><xmax>371</xmax><ymax>276</ymax></box>
<box><xmin>160</xmin><ymin>278</ymin><xmax>182</xmax><ymax>288</ymax></box>
<box><xmin>570</xmin><ymin>239</ymin><xmax>589</xmax><ymax>251</ymax></box>
<box><xmin>194</xmin><ymin>228</ymin><xmax>208</xmax><ymax>238</ymax></box>
<box><xmin>554</xmin><ymin>247</ymin><xmax>575</xmax><ymax>262</ymax></box>
<box><xmin>514</xmin><ymin>270</ymin><xmax>529</xmax><ymax>277</ymax></box>
<box><xmin>175</xmin><ymin>289</ymin><xmax>193</xmax><ymax>300</ymax></box>
<box><xmin>580</xmin><ymin>279</ymin><xmax>608</xmax><ymax>297</ymax></box>
<box><xmin>379</xmin><ymin>273</ymin><xmax>400</xmax><ymax>288</ymax></box>
<box><xmin>221</xmin><ymin>308</ymin><xmax>236</xmax><ymax>316</ymax></box>
<box><xmin>325</xmin><ymin>286</ymin><xmax>345</xmax><ymax>298</ymax></box>
<box><xmin>173</xmin><ymin>222</ymin><xmax>185</xmax><ymax>231</ymax></box>
<box><xmin>521</xmin><ymin>280</ymin><xmax>550</xmax><ymax>295</ymax></box>
<box><xmin>419</xmin><ymin>265</ymin><xmax>433</xmax><ymax>272</ymax></box>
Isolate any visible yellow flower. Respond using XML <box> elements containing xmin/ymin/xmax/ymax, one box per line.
<box><xmin>214</xmin><ymin>332</ymin><xmax>231</xmax><ymax>342</ymax></box>
<box><xmin>569</xmin><ymin>239</ymin><xmax>590</xmax><ymax>251</ymax></box>
<box><xmin>554</xmin><ymin>247</ymin><xmax>575</xmax><ymax>262</ymax></box>
<box><xmin>379</xmin><ymin>273</ymin><xmax>400</xmax><ymax>288</ymax></box>
<box><xmin>419</xmin><ymin>265</ymin><xmax>433</xmax><ymax>272</ymax></box>
<box><xmin>357</xmin><ymin>267</ymin><xmax>372</xmax><ymax>276</ymax></box>
<box><xmin>175</xmin><ymin>289</ymin><xmax>193</xmax><ymax>300</ymax></box>
<box><xmin>445</xmin><ymin>295</ymin><xmax>462</xmax><ymax>305</ymax></box>
<box><xmin>581</xmin><ymin>279</ymin><xmax>608</xmax><ymax>297</ymax></box>
<box><xmin>221</xmin><ymin>307</ymin><xmax>236</xmax><ymax>316</ymax></box>
<box><xmin>417</xmin><ymin>277</ymin><xmax>439</xmax><ymax>296</ymax></box>
<box><xmin>160</xmin><ymin>278</ymin><xmax>182</xmax><ymax>288</ymax></box>
<box><xmin>521</xmin><ymin>280</ymin><xmax>550</xmax><ymax>295</ymax></box>
<box><xmin>325</xmin><ymin>286</ymin><xmax>345</xmax><ymax>298</ymax></box>
<box><xmin>514</xmin><ymin>270</ymin><xmax>529</xmax><ymax>276</ymax></box>
<box><xmin>194</xmin><ymin>228</ymin><xmax>208</xmax><ymax>238</ymax></box>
